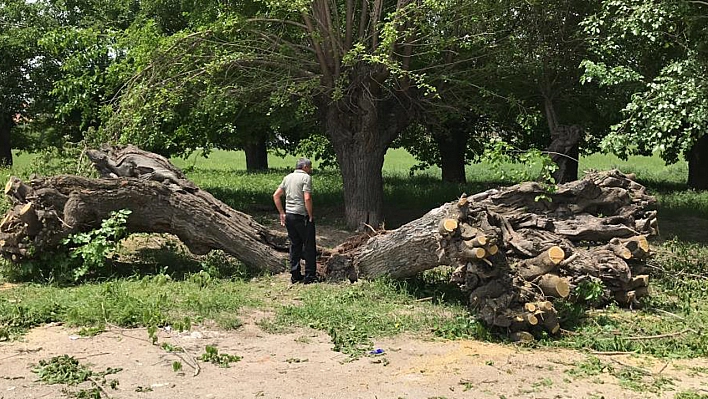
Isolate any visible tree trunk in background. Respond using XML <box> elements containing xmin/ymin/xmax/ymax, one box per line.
<box><xmin>548</xmin><ymin>125</ymin><xmax>581</xmax><ymax>184</ymax></box>
<box><xmin>687</xmin><ymin>134</ymin><xmax>708</xmax><ymax>190</ymax></box>
<box><xmin>435</xmin><ymin>126</ymin><xmax>468</xmax><ymax>184</ymax></box>
<box><xmin>324</xmin><ymin>88</ymin><xmax>409</xmax><ymax>230</ymax></box>
<box><xmin>0</xmin><ymin>114</ymin><xmax>14</xmax><ymax>167</ymax></box>
<box><xmin>244</xmin><ymin>135</ymin><xmax>269</xmax><ymax>171</ymax></box>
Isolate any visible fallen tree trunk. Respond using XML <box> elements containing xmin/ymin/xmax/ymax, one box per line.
<box><xmin>1</xmin><ymin>145</ymin><xmax>289</xmax><ymax>273</ymax></box>
<box><xmin>323</xmin><ymin>169</ymin><xmax>658</xmax><ymax>336</ymax></box>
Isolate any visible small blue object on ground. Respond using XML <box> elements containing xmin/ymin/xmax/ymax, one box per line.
<box><xmin>369</xmin><ymin>348</ymin><xmax>385</xmax><ymax>355</ymax></box>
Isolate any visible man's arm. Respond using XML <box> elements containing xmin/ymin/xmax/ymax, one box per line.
<box><xmin>273</xmin><ymin>187</ymin><xmax>286</xmax><ymax>226</ymax></box>
<box><xmin>304</xmin><ymin>191</ymin><xmax>313</xmax><ymax>222</ymax></box>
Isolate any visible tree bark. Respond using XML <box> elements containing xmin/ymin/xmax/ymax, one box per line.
<box><xmin>244</xmin><ymin>135</ymin><xmax>269</xmax><ymax>171</ymax></box>
<box><xmin>434</xmin><ymin>126</ymin><xmax>468</xmax><ymax>184</ymax></box>
<box><xmin>0</xmin><ymin>113</ymin><xmax>14</xmax><ymax>167</ymax></box>
<box><xmin>323</xmin><ymin>86</ymin><xmax>411</xmax><ymax>230</ymax></box>
<box><xmin>687</xmin><ymin>133</ymin><xmax>708</xmax><ymax>190</ymax></box>
<box><xmin>1</xmin><ymin>145</ymin><xmax>290</xmax><ymax>273</ymax></box>
<box><xmin>547</xmin><ymin>125</ymin><xmax>581</xmax><ymax>184</ymax></box>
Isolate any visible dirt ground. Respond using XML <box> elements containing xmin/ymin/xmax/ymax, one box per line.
<box><xmin>2</xmin><ymin>291</ymin><xmax>708</xmax><ymax>399</ymax></box>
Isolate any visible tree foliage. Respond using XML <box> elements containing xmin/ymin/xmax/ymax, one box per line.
<box><xmin>582</xmin><ymin>0</ymin><xmax>708</xmax><ymax>186</ymax></box>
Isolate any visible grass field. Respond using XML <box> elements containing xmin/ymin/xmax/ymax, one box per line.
<box><xmin>1</xmin><ymin>148</ymin><xmax>707</xmax><ymax>363</ymax></box>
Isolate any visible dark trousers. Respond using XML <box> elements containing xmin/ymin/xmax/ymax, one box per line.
<box><xmin>285</xmin><ymin>213</ymin><xmax>317</xmax><ymax>278</ymax></box>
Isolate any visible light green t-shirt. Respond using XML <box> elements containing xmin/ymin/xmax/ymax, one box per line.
<box><xmin>279</xmin><ymin>169</ymin><xmax>312</xmax><ymax>216</ymax></box>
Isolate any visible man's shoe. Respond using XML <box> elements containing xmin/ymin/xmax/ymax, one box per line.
<box><xmin>291</xmin><ymin>275</ymin><xmax>304</xmax><ymax>284</ymax></box>
<box><xmin>303</xmin><ymin>275</ymin><xmax>319</xmax><ymax>285</ymax></box>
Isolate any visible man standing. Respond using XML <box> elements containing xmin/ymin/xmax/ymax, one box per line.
<box><xmin>273</xmin><ymin>158</ymin><xmax>317</xmax><ymax>284</ymax></box>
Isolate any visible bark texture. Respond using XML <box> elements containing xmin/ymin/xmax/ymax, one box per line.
<box><xmin>1</xmin><ymin>145</ymin><xmax>289</xmax><ymax>272</ymax></box>
<box><xmin>547</xmin><ymin>125</ymin><xmax>581</xmax><ymax>184</ymax></box>
<box><xmin>323</xmin><ymin>169</ymin><xmax>658</xmax><ymax>336</ymax></box>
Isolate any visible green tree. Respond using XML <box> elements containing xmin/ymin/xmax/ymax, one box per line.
<box><xmin>115</xmin><ymin>0</ymin><xmax>518</xmax><ymax>229</ymax></box>
<box><xmin>0</xmin><ymin>0</ymin><xmax>48</xmax><ymax>165</ymax></box>
<box><xmin>490</xmin><ymin>0</ymin><xmax>623</xmax><ymax>183</ymax></box>
<box><xmin>582</xmin><ymin>0</ymin><xmax>708</xmax><ymax>188</ymax></box>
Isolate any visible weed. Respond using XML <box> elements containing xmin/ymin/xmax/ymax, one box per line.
<box><xmin>63</xmin><ymin>209</ymin><xmax>132</xmax><ymax>281</ymax></box>
<box><xmin>32</xmin><ymin>355</ymin><xmax>121</xmax><ymax>399</ymax></box>
<box><xmin>161</xmin><ymin>342</ymin><xmax>184</xmax><ymax>353</ymax></box>
<box><xmin>77</xmin><ymin>326</ymin><xmax>104</xmax><ymax>337</ymax></box>
<box><xmin>33</xmin><ymin>355</ymin><xmax>93</xmax><ymax>385</ymax></box>
<box><xmin>675</xmin><ymin>391</ymin><xmax>708</xmax><ymax>399</ymax></box>
<box><xmin>172</xmin><ymin>361</ymin><xmax>183</xmax><ymax>372</ymax></box>
<box><xmin>199</xmin><ymin>345</ymin><xmax>242</xmax><ymax>367</ymax></box>
<box><xmin>285</xmin><ymin>357</ymin><xmax>308</xmax><ymax>363</ymax></box>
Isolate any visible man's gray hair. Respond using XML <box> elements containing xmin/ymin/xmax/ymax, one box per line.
<box><xmin>296</xmin><ymin>158</ymin><xmax>312</xmax><ymax>170</ymax></box>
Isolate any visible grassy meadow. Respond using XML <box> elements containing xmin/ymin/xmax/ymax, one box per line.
<box><xmin>2</xmin><ymin>148</ymin><xmax>708</xmax><ymax>379</ymax></box>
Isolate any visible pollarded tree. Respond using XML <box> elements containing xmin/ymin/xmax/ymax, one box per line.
<box><xmin>112</xmin><ymin>0</ymin><xmax>520</xmax><ymax>229</ymax></box>
<box><xmin>488</xmin><ymin>0</ymin><xmax>623</xmax><ymax>183</ymax></box>
<box><xmin>582</xmin><ymin>0</ymin><xmax>708</xmax><ymax>189</ymax></box>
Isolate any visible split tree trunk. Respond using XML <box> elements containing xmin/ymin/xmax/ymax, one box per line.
<box><xmin>0</xmin><ymin>145</ymin><xmax>289</xmax><ymax>272</ymax></box>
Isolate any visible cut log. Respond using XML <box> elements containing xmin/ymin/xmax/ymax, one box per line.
<box><xmin>18</xmin><ymin>202</ymin><xmax>41</xmax><ymax>237</ymax></box>
<box><xmin>624</xmin><ymin>274</ymin><xmax>649</xmax><ymax>291</ymax></box>
<box><xmin>438</xmin><ymin>218</ymin><xmax>459</xmax><ymax>236</ymax></box>
<box><xmin>518</xmin><ymin>246</ymin><xmax>565</xmax><ymax>280</ymax></box>
<box><xmin>537</xmin><ymin>274</ymin><xmax>571</xmax><ymax>298</ymax></box>
<box><xmin>614</xmin><ymin>286</ymin><xmax>650</xmax><ymax>306</ymax></box>
<box><xmin>607</xmin><ymin>238</ymin><xmax>632</xmax><ymax>260</ymax></box>
<box><xmin>5</xmin><ymin>177</ymin><xmax>31</xmax><ymax>204</ymax></box>
<box><xmin>539</xmin><ymin>309</ymin><xmax>560</xmax><ymax>335</ymax></box>
<box><xmin>460</xmin><ymin>246</ymin><xmax>487</xmax><ymax>260</ymax></box>
<box><xmin>465</xmin><ymin>234</ymin><xmax>487</xmax><ymax>247</ymax></box>
<box><xmin>622</xmin><ymin>235</ymin><xmax>650</xmax><ymax>260</ymax></box>
<box><xmin>485</xmin><ymin>244</ymin><xmax>499</xmax><ymax>256</ymax></box>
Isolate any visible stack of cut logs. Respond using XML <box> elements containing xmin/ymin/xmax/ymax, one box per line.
<box><xmin>435</xmin><ymin>170</ymin><xmax>656</xmax><ymax>339</ymax></box>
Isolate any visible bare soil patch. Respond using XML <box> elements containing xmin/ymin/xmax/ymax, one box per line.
<box><xmin>2</xmin><ymin>292</ymin><xmax>708</xmax><ymax>399</ymax></box>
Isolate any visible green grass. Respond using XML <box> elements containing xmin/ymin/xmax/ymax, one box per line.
<box><xmin>0</xmin><ymin>272</ymin><xmax>481</xmax><ymax>357</ymax></box>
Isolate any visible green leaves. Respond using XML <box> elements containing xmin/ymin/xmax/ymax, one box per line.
<box><xmin>62</xmin><ymin>209</ymin><xmax>132</xmax><ymax>281</ymax></box>
<box><xmin>582</xmin><ymin>0</ymin><xmax>708</xmax><ymax>172</ymax></box>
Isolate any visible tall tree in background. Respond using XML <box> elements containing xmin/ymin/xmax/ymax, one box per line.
<box><xmin>582</xmin><ymin>0</ymin><xmax>708</xmax><ymax>188</ymax></box>
<box><xmin>491</xmin><ymin>0</ymin><xmax>615</xmax><ymax>183</ymax></box>
<box><xmin>114</xmin><ymin>0</ymin><xmax>510</xmax><ymax>229</ymax></box>
<box><xmin>0</xmin><ymin>0</ymin><xmax>47</xmax><ymax>165</ymax></box>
